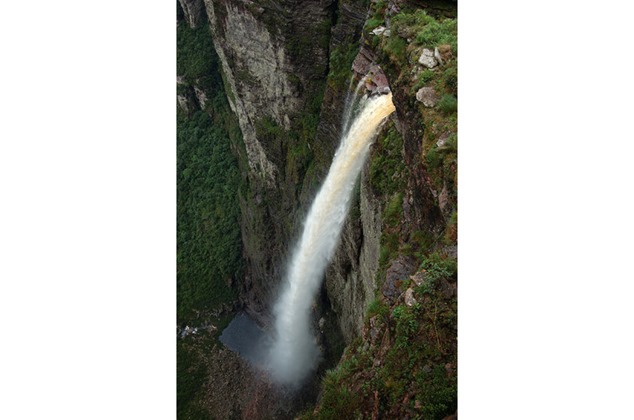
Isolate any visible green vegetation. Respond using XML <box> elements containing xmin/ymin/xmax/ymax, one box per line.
<box><xmin>384</xmin><ymin>192</ymin><xmax>403</xmax><ymax>226</ymax></box>
<box><xmin>177</xmin><ymin>339</ymin><xmax>208</xmax><ymax>419</ymax></box>
<box><xmin>438</xmin><ymin>94</ymin><xmax>457</xmax><ymax>114</ymax></box>
<box><xmin>364</xmin><ymin>0</ymin><xmax>386</xmax><ymax>32</ymax></box>
<box><xmin>369</xmin><ymin>124</ymin><xmax>407</xmax><ymax>196</ymax></box>
<box><xmin>177</xmin><ymin>16</ymin><xmax>244</xmax><ymax>323</ymax></box>
<box><xmin>327</xmin><ymin>43</ymin><xmax>359</xmax><ymax>91</ymax></box>
<box><xmin>177</xmin><ymin>109</ymin><xmax>242</xmax><ymax>322</ymax></box>
<box><xmin>177</xmin><ymin>16</ymin><xmax>247</xmax><ymax>420</ymax></box>
<box><xmin>413</xmin><ymin>68</ymin><xmax>436</xmax><ymax>92</ymax></box>
<box><xmin>177</xmin><ymin>21</ymin><xmax>218</xmax><ymax>95</ymax></box>
<box><xmin>303</xmin><ymin>252</ymin><xmax>458</xmax><ymax>420</ymax></box>
<box><xmin>383</xmin><ymin>36</ymin><xmax>408</xmax><ymax>65</ymax></box>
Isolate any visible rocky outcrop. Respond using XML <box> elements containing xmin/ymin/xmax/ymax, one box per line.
<box><xmin>204</xmin><ymin>0</ymin><xmax>286</xmax><ymax>185</ymax></box>
<box><xmin>353</xmin><ymin>46</ymin><xmax>391</xmax><ymax>96</ymax></box>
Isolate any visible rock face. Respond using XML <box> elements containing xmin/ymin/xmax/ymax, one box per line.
<box><xmin>204</xmin><ymin>0</ymin><xmax>295</xmax><ymax>185</ymax></box>
<box><xmin>382</xmin><ymin>256</ymin><xmax>416</xmax><ymax>304</ymax></box>
<box><xmin>325</xmin><ymin>172</ymin><xmax>383</xmax><ymax>342</ymax></box>
<box><xmin>314</xmin><ymin>0</ymin><xmax>384</xmax><ymax>343</ymax></box>
<box><xmin>353</xmin><ymin>46</ymin><xmax>391</xmax><ymax>96</ymax></box>
<box><xmin>195</xmin><ymin>0</ymin><xmax>445</xmax><ymax>348</ymax></box>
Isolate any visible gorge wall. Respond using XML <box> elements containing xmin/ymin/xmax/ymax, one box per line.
<box><xmin>178</xmin><ymin>0</ymin><xmax>454</xmax><ymax>341</ymax></box>
<box><xmin>178</xmin><ymin>0</ymin><xmax>458</xmax><ymax>417</ymax></box>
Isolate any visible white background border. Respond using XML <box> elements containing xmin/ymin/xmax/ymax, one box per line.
<box><xmin>1</xmin><ymin>0</ymin><xmax>632</xmax><ymax>418</ymax></box>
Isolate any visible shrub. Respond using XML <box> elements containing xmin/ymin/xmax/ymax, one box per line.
<box><xmin>443</xmin><ymin>66</ymin><xmax>458</xmax><ymax>96</ymax></box>
<box><xmin>413</xmin><ymin>69</ymin><xmax>436</xmax><ymax>92</ymax></box>
<box><xmin>437</xmin><ymin>94</ymin><xmax>457</xmax><ymax>115</ymax></box>
<box><xmin>384</xmin><ymin>36</ymin><xmax>407</xmax><ymax>64</ymax></box>
<box><xmin>384</xmin><ymin>193</ymin><xmax>403</xmax><ymax>226</ymax></box>
<box><xmin>367</xmin><ymin>298</ymin><xmax>390</xmax><ymax>320</ymax></box>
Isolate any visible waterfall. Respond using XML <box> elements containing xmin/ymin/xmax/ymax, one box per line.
<box><xmin>267</xmin><ymin>90</ymin><xmax>396</xmax><ymax>385</ymax></box>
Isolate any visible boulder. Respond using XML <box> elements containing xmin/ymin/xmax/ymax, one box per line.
<box><xmin>410</xmin><ymin>270</ymin><xmax>427</xmax><ymax>286</ymax></box>
<box><xmin>436</xmin><ymin>132</ymin><xmax>451</xmax><ymax>148</ymax></box>
<box><xmin>434</xmin><ymin>46</ymin><xmax>443</xmax><ymax>65</ymax></box>
<box><xmin>404</xmin><ymin>288</ymin><xmax>417</xmax><ymax>307</ymax></box>
<box><xmin>418</xmin><ymin>48</ymin><xmax>438</xmax><ymax>68</ymax></box>
<box><xmin>416</xmin><ymin>86</ymin><xmax>439</xmax><ymax>107</ymax></box>
<box><xmin>364</xmin><ymin>64</ymin><xmax>391</xmax><ymax>95</ymax></box>
<box><xmin>382</xmin><ymin>256</ymin><xmax>416</xmax><ymax>303</ymax></box>
<box><xmin>352</xmin><ymin>48</ymin><xmax>373</xmax><ymax>76</ymax></box>
<box><xmin>371</xmin><ymin>26</ymin><xmax>386</xmax><ymax>36</ymax></box>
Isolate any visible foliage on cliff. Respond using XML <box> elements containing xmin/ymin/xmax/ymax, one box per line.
<box><xmin>370</xmin><ymin>4</ymin><xmax>458</xmax><ymax>217</ymax></box>
<box><xmin>177</xmin><ymin>18</ymin><xmax>243</xmax><ymax>323</ymax></box>
<box><xmin>304</xmin><ymin>3</ymin><xmax>458</xmax><ymax>418</ymax></box>
<box><xmin>303</xmin><ymin>253</ymin><xmax>457</xmax><ymax>419</ymax></box>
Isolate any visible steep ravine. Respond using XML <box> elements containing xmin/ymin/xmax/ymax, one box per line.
<box><xmin>177</xmin><ymin>0</ymin><xmax>457</xmax><ymax>418</ymax></box>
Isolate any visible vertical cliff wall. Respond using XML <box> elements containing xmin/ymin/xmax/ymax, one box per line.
<box><xmin>184</xmin><ymin>0</ymin><xmax>454</xmax><ymax>345</ymax></box>
<box><xmin>200</xmin><ymin>0</ymin><xmax>338</xmax><ymax>322</ymax></box>
<box><xmin>178</xmin><ymin>0</ymin><xmax>458</xmax><ymax>417</ymax></box>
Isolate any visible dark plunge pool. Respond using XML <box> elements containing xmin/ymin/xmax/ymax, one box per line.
<box><xmin>219</xmin><ymin>312</ymin><xmax>271</xmax><ymax>368</ymax></box>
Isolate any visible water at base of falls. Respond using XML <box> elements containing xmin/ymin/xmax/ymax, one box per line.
<box><xmin>219</xmin><ymin>313</ymin><xmax>270</xmax><ymax>368</ymax></box>
<box><xmin>266</xmin><ymin>90</ymin><xmax>396</xmax><ymax>386</ymax></box>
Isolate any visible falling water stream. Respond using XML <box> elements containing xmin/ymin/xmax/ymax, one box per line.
<box><xmin>267</xmin><ymin>89</ymin><xmax>396</xmax><ymax>385</ymax></box>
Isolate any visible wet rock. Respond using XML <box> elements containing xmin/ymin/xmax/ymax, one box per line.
<box><xmin>418</xmin><ymin>48</ymin><xmax>438</xmax><ymax>68</ymax></box>
<box><xmin>416</xmin><ymin>86</ymin><xmax>439</xmax><ymax>107</ymax></box>
<box><xmin>361</xmin><ymin>63</ymin><xmax>391</xmax><ymax>96</ymax></box>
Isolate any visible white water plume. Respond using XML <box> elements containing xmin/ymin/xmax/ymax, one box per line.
<box><xmin>267</xmin><ymin>90</ymin><xmax>396</xmax><ymax>385</ymax></box>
